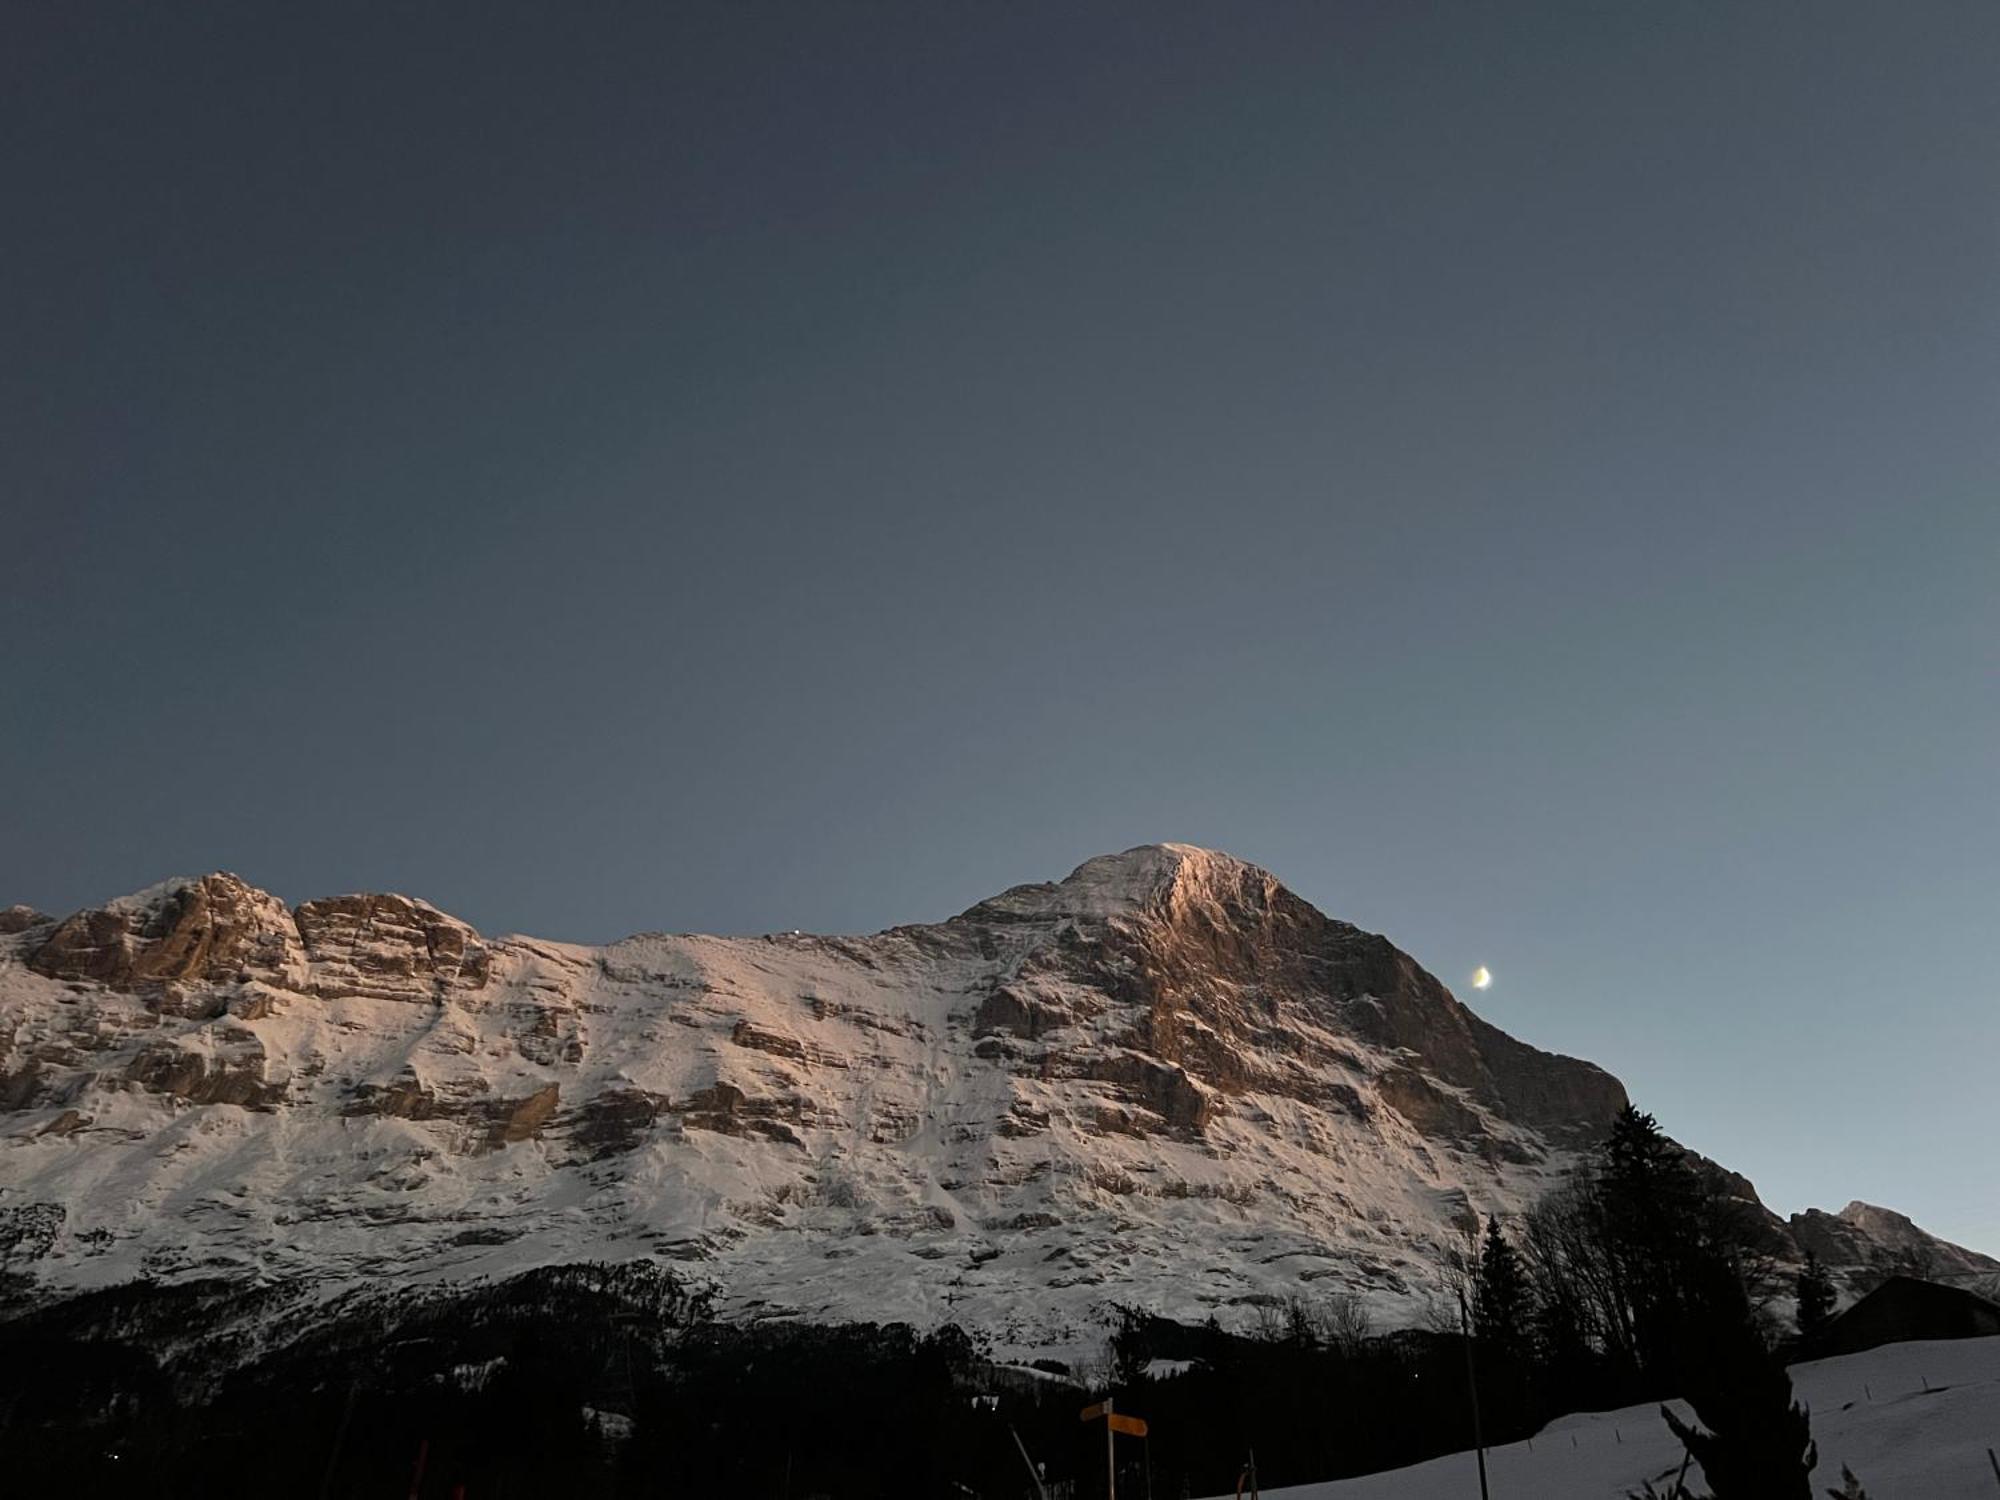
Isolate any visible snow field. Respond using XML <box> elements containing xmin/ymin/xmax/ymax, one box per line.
<box><xmin>1230</xmin><ymin>1335</ymin><xmax>2000</xmax><ymax>1500</ymax></box>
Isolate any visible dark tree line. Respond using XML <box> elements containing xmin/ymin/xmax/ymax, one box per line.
<box><xmin>0</xmin><ymin>1271</ymin><xmax>1498</xmax><ymax>1499</ymax></box>
<box><xmin>0</xmin><ymin>1108</ymin><xmax>1830</xmax><ymax>1498</ymax></box>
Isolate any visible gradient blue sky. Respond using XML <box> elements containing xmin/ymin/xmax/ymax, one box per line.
<box><xmin>5</xmin><ymin>3</ymin><xmax>1996</xmax><ymax>1253</ymax></box>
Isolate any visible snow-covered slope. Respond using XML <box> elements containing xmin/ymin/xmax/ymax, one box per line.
<box><xmin>0</xmin><ymin>847</ymin><xmax>1985</xmax><ymax>1358</ymax></box>
<box><xmin>1233</xmin><ymin>1334</ymin><xmax>2000</xmax><ymax>1500</ymax></box>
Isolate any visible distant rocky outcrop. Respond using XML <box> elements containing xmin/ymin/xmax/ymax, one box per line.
<box><xmin>28</xmin><ymin>873</ymin><xmax>300</xmax><ymax>992</ymax></box>
<box><xmin>1791</xmin><ymin>1201</ymin><xmax>2000</xmax><ymax>1284</ymax></box>
<box><xmin>0</xmin><ymin>907</ymin><xmax>50</xmax><ymax>936</ymax></box>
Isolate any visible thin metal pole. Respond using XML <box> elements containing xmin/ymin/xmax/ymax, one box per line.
<box><xmin>407</xmin><ymin>1436</ymin><xmax>429</xmax><ymax>1500</ymax></box>
<box><xmin>1010</xmin><ymin>1427</ymin><xmax>1050</xmax><ymax>1500</ymax></box>
<box><xmin>1105</xmin><ymin>1398</ymin><xmax>1116</xmax><ymax>1500</ymax></box>
<box><xmin>317</xmin><ymin>1380</ymin><xmax>359</xmax><ymax>1500</ymax></box>
<box><xmin>1457</xmin><ymin>1290</ymin><xmax>1490</xmax><ymax>1500</ymax></box>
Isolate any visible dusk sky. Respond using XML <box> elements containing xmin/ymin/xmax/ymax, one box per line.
<box><xmin>6</xmin><ymin>4</ymin><xmax>1996</xmax><ymax>1254</ymax></box>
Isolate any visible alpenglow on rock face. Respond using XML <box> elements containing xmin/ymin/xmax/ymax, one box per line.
<box><xmin>0</xmin><ymin>846</ymin><xmax>1986</xmax><ymax>1357</ymax></box>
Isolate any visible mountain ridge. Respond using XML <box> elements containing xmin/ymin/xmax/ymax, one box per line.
<box><xmin>1</xmin><ymin>846</ymin><xmax>1987</xmax><ymax>1360</ymax></box>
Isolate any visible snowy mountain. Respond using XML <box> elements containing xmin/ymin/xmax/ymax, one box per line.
<box><xmin>0</xmin><ymin>845</ymin><xmax>1986</xmax><ymax>1359</ymax></box>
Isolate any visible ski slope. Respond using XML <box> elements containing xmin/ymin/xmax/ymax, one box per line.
<box><xmin>1242</xmin><ymin>1336</ymin><xmax>2000</xmax><ymax>1500</ymax></box>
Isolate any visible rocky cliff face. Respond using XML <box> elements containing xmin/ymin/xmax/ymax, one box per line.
<box><xmin>0</xmin><ymin>846</ymin><xmax>1985</xmax><ymax>1357</ymax></box>
<box><xmin>1789</xmin><ymin>1201</ymin><xmax>1999</xmax><ymax>1282</ymax></box>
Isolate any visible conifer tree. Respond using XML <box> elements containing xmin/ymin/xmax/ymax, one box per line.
<box><xmin>1794</xmin><ymin>1252</ymin><xmax>1836</xmax><ymax>1340</ymax></box>
<box><xmin>1599</xmin><ymin>1106</ymin><xmax>1704</xmax><ymax>1376</ymax></box>
<box><xmin>1661</xmin><ymin>1262</ymin><xmax>1817</xmax><ymax>1500</ymax></box>
<box><xmin>1473</xmin><ymin>1218</ymin><xmax>1534</xmax><ymax>1367</ymax></box>
<box><xmin>1595</xmin><ymin>1104</ymin><xmax>1770</xmax><ymax>1385</ymax></box>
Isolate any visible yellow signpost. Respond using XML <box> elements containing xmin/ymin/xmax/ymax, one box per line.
<box><xmin>1080</xmin><ymin>1398</ymin><xmax>1149</xmax><ymax>1500</ymax></box>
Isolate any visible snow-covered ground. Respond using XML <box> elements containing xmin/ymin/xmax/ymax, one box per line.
<box><xmin>1233</xmin><ymin>1336</ymin><xmax>2000</xmax><ymax>1500</ymax></box>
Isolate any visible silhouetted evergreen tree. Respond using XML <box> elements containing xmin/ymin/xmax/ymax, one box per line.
<box><xmin>1468</xmin><ymin>1216</ymin><xmax>1538</xmax><ymax>1435</ymax></box>
<box><xmin>1600</xmin><ymin>1105</ymin><xmax>1711</xmax><ymax>1377</ymax></box>
<box><xmin>1795</xmin><ymin>1252</ymin><xmax>1836</xmax><ymax>1340</ymax></box>
<box><xmin>1661</xmin><ymin>1262</ymin><xmax>1817</xmax><ymax>1499</ymax></box>
<box><xmin>1472</xmin><ymin>1218</ymin><xmax>1534</xmax><ymax>1366</ymax></box>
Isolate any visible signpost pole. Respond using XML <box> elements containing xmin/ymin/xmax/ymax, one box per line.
<box><xmin>1458</xmin><ymin>1290</ymin><xmax>1490</xmax><ymax>1500</ymax></box>
<box><xmin>1081</xmin><ymin>1397</ymin><xmax>1147</xmax><ymax>1500</ymax></box>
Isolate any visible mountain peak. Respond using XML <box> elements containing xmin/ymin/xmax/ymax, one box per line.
<box><xmin>966</xmin><ymin>843</ymin><xmax>1280</xmax><ymax>923</ymax></box>
<box><xmin>1059</xmin><ymin>842</ymin><xmax>1269</xmax><ymax>907</ymax></box>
